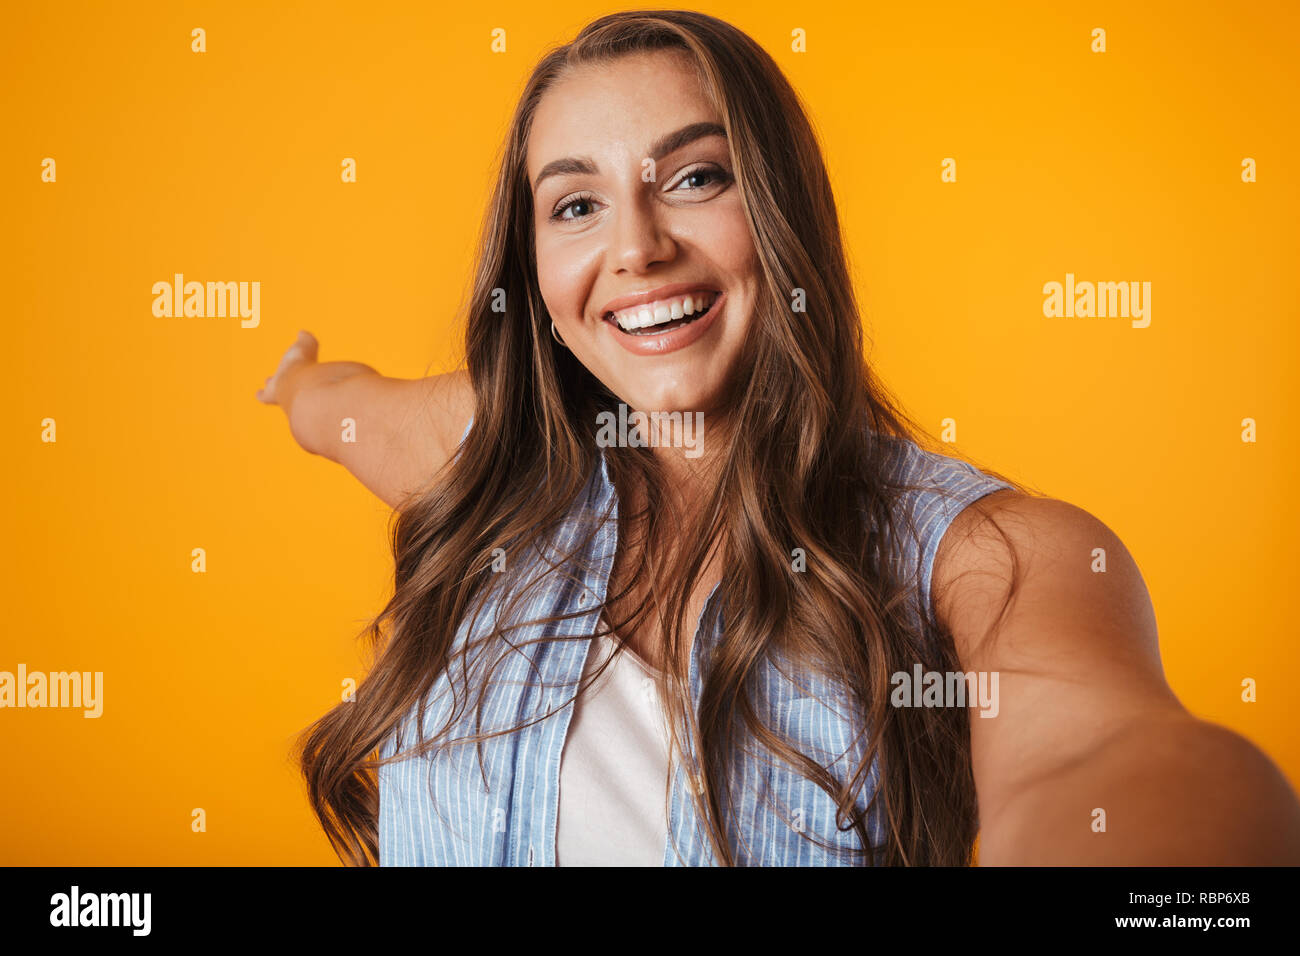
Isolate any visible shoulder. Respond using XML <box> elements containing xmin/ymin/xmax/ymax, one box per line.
<box><xmin>874</xmin><ymin>436</ymin><xmax>1018</xmax><ymax>629</ymax></box>
<box><xmin>877</xmin><ymin>436</ymin><xmax>1014</xmax><ymax>513</ymax></box>
<box><xmin>931</xmin><ymin>488</ymin><xmax>1159</xmax><ymax>667</ymax></box>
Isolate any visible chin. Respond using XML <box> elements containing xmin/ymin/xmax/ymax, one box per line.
<box><xmin>618</xmin><ymin>379</ymin><xmax>719</xmax><ymax>416</ymax></box>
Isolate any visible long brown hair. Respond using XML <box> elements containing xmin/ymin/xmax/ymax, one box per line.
<box><xmin>297</xmin><ymin>9</ymin><xmax>1024</xmax><ymax>866</ymax></box>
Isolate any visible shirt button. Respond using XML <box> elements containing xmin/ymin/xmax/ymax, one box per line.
<box><xmin>527</xmin><ymin>846</ymin><xmax>535</xmax><ymax>866</ymax></box>
<box><xmin>578</xmin><ymin>589</ymin><xmax>590</xmax><ymax>607</ymax></box>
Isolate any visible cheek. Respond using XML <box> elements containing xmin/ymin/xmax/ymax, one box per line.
<box><xmin>707</xmin><ymin>219</ymin><xmax>761</xmax><ymax>339</ymax></box>
<box><xmin>536</xmin><ymin>238</ymin><xmax>596</xmax><ymax>320</ymax></box>
<box><xmin>534</xmin><ymin>244</ymin><xmax>564</xmax><ymax>313</ymax></box>
<box><xmin>698</xmin><ymin>200</ymin><xmax>759</xmax><ymax>277</ymax></box>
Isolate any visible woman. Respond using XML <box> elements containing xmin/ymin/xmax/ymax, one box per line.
<box><xmin>256</xmin><ymin>10</ymin><xmax>1300</xmax><ymax>866</ymax></box>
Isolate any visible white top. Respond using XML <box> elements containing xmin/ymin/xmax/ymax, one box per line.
<box><xmin>555</xmin><ymin>633</ymin><xmax>673</xmax><ymax>866</ymax></box>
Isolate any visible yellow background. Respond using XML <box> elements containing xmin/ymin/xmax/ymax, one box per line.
<box><xmin>2</xmin><ymin>1</ymin><xmax>1296</xmax><ymax>864</ymax></box>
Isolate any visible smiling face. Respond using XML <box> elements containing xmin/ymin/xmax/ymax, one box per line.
<box><xmin>527</xmin><ymin>50</ymin><xmax>761</xmax><ymax>420</ymax></box>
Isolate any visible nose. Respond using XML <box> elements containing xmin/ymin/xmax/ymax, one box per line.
<box><xmin>608</xmin><ymin>195</ymin><xmax>676</xmax><ymax>274</ymax></box>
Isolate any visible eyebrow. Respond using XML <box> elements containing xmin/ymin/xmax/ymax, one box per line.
<box><xmin>531</xmin><ymin>121</ymin><xmax>727</xmax><ymax>192</ymax></box>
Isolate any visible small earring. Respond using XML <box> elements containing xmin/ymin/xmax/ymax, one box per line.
<box><xmin>551</xmin><ymin>320</ymin><xmax>568</xmax><ymax>347</ymax></box>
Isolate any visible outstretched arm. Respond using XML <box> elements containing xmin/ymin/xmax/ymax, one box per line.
<box><xmin>934</xmin><ymin>491</ymin><xmax>1300</xmax><ymax>864</ymax></box>
<box><xmin>256</xmin><ymin>331</ymin><xmax>474</xmax><ymax>509</ymax></box>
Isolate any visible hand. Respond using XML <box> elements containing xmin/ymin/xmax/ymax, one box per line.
<box><xmin>256</xmin><ymin>330</ymin><xmax>319</xmax><ymax>406</ymax></box>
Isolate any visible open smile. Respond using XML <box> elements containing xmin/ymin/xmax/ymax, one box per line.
<box><xmin>600</xmin><ymin>291</ymin><xmax>725</xmax><ymax>356</ymax></box>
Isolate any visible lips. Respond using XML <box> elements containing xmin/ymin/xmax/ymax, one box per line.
<box><xmin>604</xmin><ymin>292</ymin><xmax>718</xmax><ymax>335</ymax></box>
<box><xmin>598</xmin><ymin>282</ymin><xmax>722</xmax><ymax>319</ymax></box>
<box><xmin>601</xmin><ymin>290</ymin><xmax>727</xmax><ymax>357</ymax></box>
<box><xmin>605</xmin><ymin>290</ymin><xmax>719</xmax><ymax>333</ymax></box>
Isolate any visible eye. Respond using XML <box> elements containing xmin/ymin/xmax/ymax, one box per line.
<box><xmin>550</xmin><ymin>192</ymin><xmax>600</xmax><ymax>222</ymax></box>
<box><xmin>546</xmin><ymin>165</ymin><xmax>732</xmax><ymax>223</ymax></box>
<box><xmin>669</xmin><ymin>165</ymin><xmax>732</xmax><ymax>193</ymax></box>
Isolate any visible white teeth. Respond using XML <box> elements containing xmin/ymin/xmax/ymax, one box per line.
<box><xmin>610</xmin><ymin>292</ymin><xmax>716</xmax><ymax>332</ymax></box>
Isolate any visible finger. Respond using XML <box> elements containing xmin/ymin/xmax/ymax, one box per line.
<box><xmin>275</xmin><ymin>347</ymin><xmax>302</xmax><ymax>372</ymax></box>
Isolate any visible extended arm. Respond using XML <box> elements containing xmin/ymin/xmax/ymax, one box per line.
<box><xmin>934</xmin><ymin>491</ymin><xmax>1300</xmax><ymax>864</ymax></box>
<box><xmin>256</xmin><ymin>331</ymin><xmax>474</xmax><ymax>509</ymax></box>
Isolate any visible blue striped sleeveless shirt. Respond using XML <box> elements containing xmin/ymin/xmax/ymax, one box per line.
<box><xmin>377</xmin><ymin>422</ymin><xmax>1013</xmax><ymax>866</ymax></box>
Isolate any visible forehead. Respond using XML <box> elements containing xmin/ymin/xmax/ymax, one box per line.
<box><xmin>527</xmin><ymin>51</ymin><xmax>717</xmax><ymax>180</ymax></box>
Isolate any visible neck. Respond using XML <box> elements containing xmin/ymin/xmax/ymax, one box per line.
<box><xmin>648</xmin><ymin>406</ymin><xmax>730</xmax><ymax>515</ymax></box>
